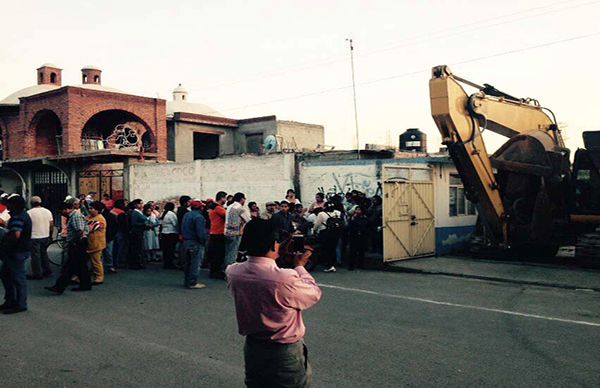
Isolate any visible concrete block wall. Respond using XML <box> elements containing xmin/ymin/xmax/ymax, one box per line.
<box><xmin>173</xmin><ymin>121</ymin><xmax>235</xmax><ymax>162</ymax></box>
<box><xmin>236</xmin><ymin>116</ymin><xmax>277</xmax><ymax>153</ymax></box>
<box><xmin>128</xmin><ymin>153</ymin><xmax>295</xmax><ymax>208</ymax></box>
<box><xmin>276</xmin><ymin>120</ymin><xmax>324</xmax><ymax>151</ymax></box>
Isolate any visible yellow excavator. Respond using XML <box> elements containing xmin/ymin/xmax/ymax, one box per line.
<box><xmin>429</xmin><ymin>65</ymin><xmax>600</xmax><ymax>259</ymax></box>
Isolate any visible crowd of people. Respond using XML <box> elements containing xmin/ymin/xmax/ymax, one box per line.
<box><xmin>0</xmin><ymin>187</ymin><xmax>383</xmax><ymax>314</ymax></box>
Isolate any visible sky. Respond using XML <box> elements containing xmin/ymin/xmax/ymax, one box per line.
<box><xmin>1</xmin><ymin>0</ymin><xmax>599</xmax><ymax>154</ymax></box>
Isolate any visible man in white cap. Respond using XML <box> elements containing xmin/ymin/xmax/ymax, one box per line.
<box><xmin>27</xmin><ymin>196</ymin><xmax>54</xmax><ymax>280</ymax></box>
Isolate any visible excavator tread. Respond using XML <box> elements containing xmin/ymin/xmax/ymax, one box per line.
<box><xmin>575</xmin><ymin>228</ymin><xmax>600</xmax><ymax>260</ymax></box>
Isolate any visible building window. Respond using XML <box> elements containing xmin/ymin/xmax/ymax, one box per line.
<box><xmin>193</xmin><ymin>132</ymin><xmax>219</xmax><ymax>160</ymax></box>
<box><xmin>245</xmin><ymin>133</ymin><xmax>263</xmax><ymax>154</ymax></box>
<box><xmin>94</xmin><ymin>75</ymin><xmax>100</xmax><ymax>83</ymax></box>
<box><xmin>83</xmin><ymin>74</ymin><xmax>88</xmax><ymax>83</ymax></box>
<box><xmin>39</xmin><ymin>72</ymin><xmax>44</xmax><ymax>83</ymax></box>
<box><xmin>50</xmin><ymin>72</ymin><xmax>57</xmax><ymax>83</ymax></box>
<box><xmin>449</xmin><ymin>174</ymin><xmax>476</xmax><ymax>217</ymax></box>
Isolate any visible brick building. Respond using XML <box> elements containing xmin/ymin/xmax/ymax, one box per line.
<box><xmin>0</xmin><ymin>63</ymin><xmax>324</xmax><ymax>216</ymax></box>
<box><xmin>0</xmin><ymin>63</ymin><xmax>167</xmax><ymax>214</ymax></box>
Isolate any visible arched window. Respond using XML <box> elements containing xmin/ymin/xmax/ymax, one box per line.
<box><xmin>94</xmin><ymin>75</ymin><xmax>100</xmax><ymax>83</ymax></box>
<box><xmin>39</xmin><ymin>72</ymin><xmax>44</xmax><ymax>83</ymax></box>
<box><xmin>83</xmin><ymin>74</ymin><xmax>88</xmax><ymax>83</ymax></box>
<box><xmin>182</xmin><ymin>95</ymin><xmax>186</xmax><ymax>101</ymax></box>
<box><xmin>50</xmin><ymin>72</ymin><xmax>57</xmax><ymax>84</ymax></box>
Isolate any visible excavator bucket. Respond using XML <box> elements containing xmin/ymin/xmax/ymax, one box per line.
<box><xmin>491</xmin><ymin>134</ymin><xmax>553</xmax><ymax>176</ymax></box>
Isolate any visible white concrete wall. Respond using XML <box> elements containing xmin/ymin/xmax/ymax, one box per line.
<box><xmin>128</xmin><ymin>153</ymin><xmax>295</xmax><ymax>208</ymax></box>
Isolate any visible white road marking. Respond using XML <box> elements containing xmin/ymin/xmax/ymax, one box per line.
<box><xmin>318</xmin><ymin>283</ymin><xmax>600</xmax><ymax>328</ymax></box>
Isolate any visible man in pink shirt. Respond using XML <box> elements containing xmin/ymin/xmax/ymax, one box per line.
<box><xmin>226</xmin><ymin>219</ymin><xmax>321</xmax><ymax>388</ymax></box>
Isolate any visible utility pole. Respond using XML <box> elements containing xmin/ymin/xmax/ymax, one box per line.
<box><xmin>346</xmin><ymin>38</ymin><xmax>360</xmax><ymax>160</ymax></box>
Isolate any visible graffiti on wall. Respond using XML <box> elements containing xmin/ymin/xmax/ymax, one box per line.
<box><xmin>315</xmin><ymin>172</ymin><xmax>382</xmax><ymax>198</ymax></box>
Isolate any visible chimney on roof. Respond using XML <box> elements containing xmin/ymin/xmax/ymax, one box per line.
<box><xmin>82</xmin><ymin>66</ymin><xmax>102</xmax><ymax>85</ymax></box>
<box><xmin>37</xmin><ymin>63</ymin><xmax>62</xmax><ymax>86</ymax></box>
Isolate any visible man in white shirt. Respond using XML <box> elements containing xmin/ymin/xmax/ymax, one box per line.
<box><xmin>224</xmin><ymin>192</ymin><xmax>250</xmax><ymax>268</ymax></box>
<box><xmin>27</xmin><ymin>196</ymin><xmax>54</xmax><ymax>279</ymax></box>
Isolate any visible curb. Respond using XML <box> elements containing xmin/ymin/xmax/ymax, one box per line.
<box><xmin>384</xmin><ymin>265</ymin><xmax>600</xmax><ymax>293</ymax></box>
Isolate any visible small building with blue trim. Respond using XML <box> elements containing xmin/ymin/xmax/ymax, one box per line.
<box><xmin>298</xmin><ymin>153</ymin><xmax>477</xmax><ymax>259</ymax></box>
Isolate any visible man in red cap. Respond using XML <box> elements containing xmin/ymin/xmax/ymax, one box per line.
<box><xmin>180</xmin><ymin>199</ymin><xmax>208</xmax><ymax>289</ymax></box>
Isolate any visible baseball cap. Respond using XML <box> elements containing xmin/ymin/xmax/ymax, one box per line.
<box><xmin>31</xmin><ymin>196</ymin><xmax>42</xmax><ymax>204</ymax></box>
<box><xmin>266</xmin><ymin>201</ymin><xmax>277</xmax><ymax>206</ymax></box>
<box><xmin>190</xmin><ymin>199</ymin><xmax>205</xmax><ymax>209</ymax></box>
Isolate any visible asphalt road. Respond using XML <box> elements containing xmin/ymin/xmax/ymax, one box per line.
<box><xmin>2</xmin><ymin>259</ymin><xmax>600</xmax><ymax>387</ymax></box>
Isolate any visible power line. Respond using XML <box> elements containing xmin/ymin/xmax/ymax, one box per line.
<box><xmin>206</xmin><ymin>30</ymin><xmax>600</xmax><ymax>116</ymax></box>
<box><xmin>195</xmin><ymin>0</ymin><xmax>598</xmax><ymax>92</ymax></box>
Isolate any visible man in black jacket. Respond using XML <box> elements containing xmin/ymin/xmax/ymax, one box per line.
<box><xmin>102</xmin><ymin>203</ymin><xmax>118</xmax><ymax>274</ymax></box>
<box><xmin>271</xmin><ymin>200</ymin><xmax>294</xmax><ymax>237</ymax></box>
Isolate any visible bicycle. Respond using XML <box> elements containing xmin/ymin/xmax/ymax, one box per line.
<box><xmin>47</xmin><ymin>236</ymin><xmax>67</xmax><ymax>267</ymax></box>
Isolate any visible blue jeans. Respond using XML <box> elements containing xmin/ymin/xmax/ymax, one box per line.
<box><xmin>182</xmin><ymin>240</ymin><xmax>205</xmax><ymax>288</ymax></box>
<box><xmin>224</xmin><ymin>235</ymin><xmax>242</xmax><ymax>269</ymax></box>
<box><xmin>103</xmin><ymin>240</ymin><xmax>114</xmax><ymax>269</ymax></box>
<box><xmin>1</xmin><ymin>251</ymin><xmax>29</xmax><ymax>309</ymax></box>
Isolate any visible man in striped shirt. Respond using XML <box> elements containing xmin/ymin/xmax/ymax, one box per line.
<box><xmin>45</xmin><ymin>200</ymin><xmax>91</xmax><ymax>294</ymax></box>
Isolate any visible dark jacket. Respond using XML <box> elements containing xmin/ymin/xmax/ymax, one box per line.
<box><xmin>176</xmin><ymin>207</ymin><xmax>189</xmax><ymax>233</ymax></box>
<box><xmin>348</xmin><ymin>216</ymin><xmax>370</xmax><ymax>239</ymax></box>
<box><xmin>181</xmin><ymin>210</ymin><xmax>207</xmax><ymax>244</ymax></box>
<box><xmin>272</xmin><ymin>211</ymin><xmax>294</xmax><ymax>235</ymax></box>
<box><xmin>130</xmin><ymin>209</ymin><xmax>149</xmax><ymax>234</ymax></box>
<box><xmin>103</xmin><ymin>208</ymin><xmax>118</xmax><ymax>242</ymax></box>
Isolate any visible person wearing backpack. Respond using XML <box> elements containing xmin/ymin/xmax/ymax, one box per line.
<box><xmin>313</xmin><ymin>202</ymin><xmax>343</xmax><ymax>272</ymax></box>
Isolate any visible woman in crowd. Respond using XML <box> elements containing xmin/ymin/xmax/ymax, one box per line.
<box><xmin>143</xmin><ymin>203</ymin><xmax>161</xmax><ymax>263</ymax></box>
<box><xmin>87</xmin><ymin>201</ymin><xmax>107</xmax><ymax>284</ymax></box>
<box><xmin>160</xmin><ymin>202</ymin><xmax>178</xmax><ymax>269</ymax></box>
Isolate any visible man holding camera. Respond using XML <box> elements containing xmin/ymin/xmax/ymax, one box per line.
<box><xmin>226</xmin><ymin>219</ymin><xmax>321</xmax><ymax>388</ymax></box>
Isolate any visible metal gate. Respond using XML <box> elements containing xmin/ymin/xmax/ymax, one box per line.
<box><xmin>33</xmin><ymin>170</ymin><xmax>69</xmax><ymax>225</ymax></box>
<box><xmin>78</xmin><ymin>169</ymin><xmax>124</xmax><ymax>200</ymax></box>
<box><xmin>383</xmin><ymin>166</ymin><xmax>435</xmax><ymax>262</ymax></box>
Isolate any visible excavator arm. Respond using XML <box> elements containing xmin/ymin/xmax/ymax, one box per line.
<box><xmin>429</xmin><ymin>65</ymin><xmax>568</xmax><ymax>246</ymax></box>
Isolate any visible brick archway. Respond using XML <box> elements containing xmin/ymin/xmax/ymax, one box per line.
<box><xmin>81</xmin><ymin>109</ymin><xmax>155</xmax><ymax>153</ymax></box>
<box><xmin>29</xmin><ymin>109</ymin><xmax>63</xmax><ymax>157</ymax></box>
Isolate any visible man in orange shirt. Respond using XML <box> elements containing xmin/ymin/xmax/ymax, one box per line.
<box><xmin>207</xmin><ymin>191</ymin><xmax>227</xmax><ymax>279</ymax></box>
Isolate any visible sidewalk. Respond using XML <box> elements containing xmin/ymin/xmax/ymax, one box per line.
<box><xmin>385</xmin><ymin>255</ymin><xmax>600</xmax><ymax>291</ymax></box>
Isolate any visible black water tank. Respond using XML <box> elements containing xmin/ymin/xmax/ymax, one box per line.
<box><xmin>399</xmin><ymin>128</ymin><xmax>427</xmax><ymax>152</ymax></box>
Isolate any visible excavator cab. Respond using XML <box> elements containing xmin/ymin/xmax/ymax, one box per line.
<box><xmin>571</xmin><ymin>131</ymin><xmax>600</xmax><ymax>215</ymax></box>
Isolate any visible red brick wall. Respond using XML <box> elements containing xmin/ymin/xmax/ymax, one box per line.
<box><xmin>15</xmin><ymin>90</ymin><xmax>69</xmax><ymax>159</ymax></box>
<box><xmin>65</xmin><ymin>87</ymin><xmax>166</xmax><ymax>160</ymax></box>
<box><xmin>4</xmin><ymin>87</ymin><xmax>167</xmax><ymax>161</ymax></box>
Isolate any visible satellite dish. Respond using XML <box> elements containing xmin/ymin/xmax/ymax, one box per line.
<box><xmin>263</xmin><ymin>135</ymin><xmax>278</xmax><ymax>154</ymax></box>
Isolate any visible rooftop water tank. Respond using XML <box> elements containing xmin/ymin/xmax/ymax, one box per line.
<box><xmin>399</xmin><ymin>128</ymin><xmax>427</xmax><ymax>152</ymax></box>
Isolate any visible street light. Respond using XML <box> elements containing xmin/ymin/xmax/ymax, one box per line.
<box><xmin>346</xmin><ymin>38</ymin><xmax>360</xmax><ymax>160</ymax></box>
